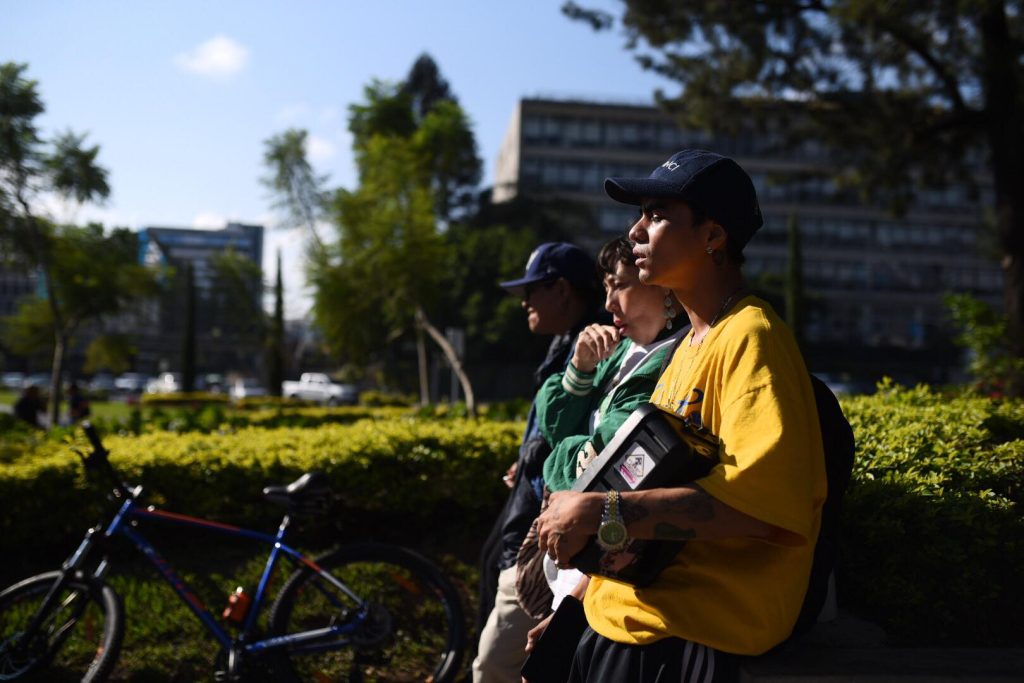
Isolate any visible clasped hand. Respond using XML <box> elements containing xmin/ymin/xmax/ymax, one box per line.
<box><xmin>571</xmin><ymin>324</ymin><xmax>621</xmax><ymax>374</ymax></box>
<box><xmin>535</xmin><ymin>491</ymin><xmax>602</xmax><ymax>569</ymax></box>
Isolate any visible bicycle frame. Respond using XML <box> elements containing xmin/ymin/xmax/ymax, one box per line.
<box><xmin>69</xmin><ymin>490</ymin><xmax>369</xmax><ymax>658</ymax></box>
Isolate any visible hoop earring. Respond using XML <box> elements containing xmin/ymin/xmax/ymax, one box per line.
<box><xmin>663</xmin><ymin>292</ymin><xmax>676</xmax><ymax>330</ymax></box>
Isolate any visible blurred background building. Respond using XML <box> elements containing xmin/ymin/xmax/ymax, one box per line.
<box><xmin>493</xmin><ymin>97</ymin><xmax>1002</xmax><ymax>384</ymax></box>
<box><xmin>133</xmin><ymin>222</ymin><xmax>265</xmax><ymax>376</ymax></box>
<box><xmin>0</xmin><ymin>265</ymin><xmax>37</xmax><ymax>319</ymax></box>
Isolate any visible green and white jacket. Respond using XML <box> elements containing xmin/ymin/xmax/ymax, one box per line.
<box><xmin>536</xmin><ymin>329</ymin><xmax>686</xmax><ymax>493</ymax></box>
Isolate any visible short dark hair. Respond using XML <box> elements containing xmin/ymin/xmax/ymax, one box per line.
<box><xmin>597</xmin><ymin>236</ymin><xmax>635</xmax><ymax>277</ymax></box>
<box><xmin>687</xmin><ymin>201</ymin><xmax>745</xmax><ymax>266</ymax></box>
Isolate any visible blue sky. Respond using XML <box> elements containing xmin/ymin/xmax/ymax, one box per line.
<box><xmin>4</xmin><ymin>1</ymin><xmax>669</xmax><ymax>316</ymax></box>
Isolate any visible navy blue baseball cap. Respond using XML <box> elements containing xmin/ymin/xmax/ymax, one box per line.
<box><xmin>604</xmin><ymin>149</ymin><xmax>763</xmax><ymax>250</ymax></box>
<box><xmin>499</xmin><ymin>242</ymin><xmax>596</xmax><ymax>293</ymax></box>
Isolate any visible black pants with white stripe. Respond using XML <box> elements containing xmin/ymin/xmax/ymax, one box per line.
<box><xmin>568</xmin><ymin>627</ymin><xmax>740</xmax><ymax>683</ymax></box>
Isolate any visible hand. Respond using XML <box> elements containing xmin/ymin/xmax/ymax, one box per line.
<box><xmin>536</xmin><ymin>491</ymin><xmax>602</xmax><ymax>568</ymax></box>
<box><xmin>503</xmin><ymin>461</ymin><xmax>518</xmax><ymax>488</ymax></box>
<box><xmin>571</xmin><ymin>324</ymin><xmax>621</xmax><ymax>374</ymax></box>
<box><xmin>524</xmin><ymin>612</ymin><xmax>554</xmax><ymax>653</ymax></box>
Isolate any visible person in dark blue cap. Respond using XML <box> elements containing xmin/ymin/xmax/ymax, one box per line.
<box><xmin>535</xmin><ymin>150</ymin><xmax>826</xmax><ymax>682</ymax></box>
<box><xmin>473</xmin><ymin>242</ymin><xmax>602</xmax><ymax>683</ymax></box>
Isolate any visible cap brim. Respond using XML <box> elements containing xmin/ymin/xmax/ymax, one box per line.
<box><xmin>498</xmin><ymin>274</ymin><xmax>549</xmax><ymax>293</ymax></box>
<box><xmin>604</xmin><ymin>177</ymin><xmax>686</xmax><ymax>206</ymax></box>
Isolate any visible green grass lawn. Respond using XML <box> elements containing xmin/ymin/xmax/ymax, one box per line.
<box><xmin>6</xmin><ymin>535</ymin><xmax>478</xmax><ymax>682</ymax></box>
<box><xmin>1</xmin><ymin>389</ymin><xmax>142</xmax><ymax>423</ymax></box>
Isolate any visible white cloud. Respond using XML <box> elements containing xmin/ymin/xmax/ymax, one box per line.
<box><xmin>175</xmin><ymin>35</ymin><xmax>249</xmax><ymax>79</ymax></box>
<box><xmin>305</xmin><ymin>135</ymin><xmax>336</xmax><ymax>162</ymax></box>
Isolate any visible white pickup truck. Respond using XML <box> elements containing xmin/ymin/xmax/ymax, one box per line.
<box><xmin>281</xmin><ymin>373</ymin><xmax>358</xmax><ymax>405</ymax></box>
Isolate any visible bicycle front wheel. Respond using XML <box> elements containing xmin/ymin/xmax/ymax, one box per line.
<box><xmin>0</xmin><ymin>571</ymin><xmax>123</xmax><ymax>682</ymax></box>
<box><xmin>268</xmin><ymin>543</ymin><xmax>465</xmax><ymax>683</ymax></box>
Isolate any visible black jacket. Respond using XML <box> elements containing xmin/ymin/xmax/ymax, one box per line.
<box><xmin>497</xmin><ymin>329</ymin><xmax>578</xmax><ymax>569</ymax></box>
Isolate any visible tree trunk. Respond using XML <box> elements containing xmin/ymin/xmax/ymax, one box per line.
<box><xmin>415</xmin><ymin>322</ymin><xmax>430</xmax><ymax>406</ymax></box>
<box><xmin>980</xmin><ymin>3</ymin><xmax>1024</xmax><ymax>393</ymax></box>
<box><xmin>47</xmin><ymin>333</ymin><xmax>66</xmax><ymax>428</ymax></box>
<box><xmin>785</xmin><ymin>212</ymin><xmax>805</xmax><ymax>351</ymax></box>
<box><xmin>416</xmin><ymin>307</ymin><xmax>476</xmax><ymax>417</ymax></box>
<box><xmin>268</xmin><ymin>250</ymin><xmax>285</xmax><ymax>397</ymax></box>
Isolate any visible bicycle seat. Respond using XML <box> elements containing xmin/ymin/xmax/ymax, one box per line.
<box><xmin>262</xmin><ymin>471</ymin><xmax>333</xmax><ymax>514</ymax></box>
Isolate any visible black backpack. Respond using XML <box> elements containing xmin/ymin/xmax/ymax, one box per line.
<box><xmin>790</xmin><ymin>375</ymin><xmax>856</xmax><ymax>636</ymax></box>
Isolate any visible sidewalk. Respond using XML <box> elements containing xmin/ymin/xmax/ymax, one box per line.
<box><xmin>741</xmin><ymin>612</ymin><xmax>1024</xmax><ymax>682</ymax></box>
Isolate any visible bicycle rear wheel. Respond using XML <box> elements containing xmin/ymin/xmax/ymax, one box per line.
<box><xmin>268</xmin><ymin>543</ymin><xmax>465</xmax><ymax>683</ymax></box>
<box><xmin>0</xmin><ymin>571</ymin><xmax>123</xmax><ymax>682</ymax></box>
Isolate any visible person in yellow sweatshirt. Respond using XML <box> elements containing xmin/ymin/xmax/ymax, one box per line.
<box><xmin>535</xmin><ymin>149</ymin><xmax>827</xmax><ymax>683</ymax></box>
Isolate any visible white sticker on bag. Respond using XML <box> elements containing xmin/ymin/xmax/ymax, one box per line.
<box><xmin>617</xmin><ymin>444</ymin><xmax>655</xmax><ymax>489</ymax></box>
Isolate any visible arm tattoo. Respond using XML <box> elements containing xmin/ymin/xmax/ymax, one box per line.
<box><xmin>650</xmin><ymin>487</ymin><xmax>714</xmax><ymax>540</ymax></box>
<box><xmin>621</xmin><ymin>497</ymin><xmax>649</xmax><ymax>525</ymax></box>
<box><xmin>660</xmin><ymin>486</ymin><xmax>715</xmax><ymax>522</ymax></box>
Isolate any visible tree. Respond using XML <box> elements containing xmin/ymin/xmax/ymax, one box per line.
<box><xmin>434</xmin><ymin>195</ymin><xmax>586</xmax><ymax>364</ymax></box>
<box><xmin>403</xmin><ymin>54</ymin><xmax>482</xmax><ymax>222</ymax></box>
<box><xmin>208</xmin><ymin>248</ymin><xmax>266</xmax><ymax>371</ymax></box>
<box><xmin>1</xmin><ymin>62</ymin><xmax>118</xmax><ymax>424</ymax></box>
<box><xmin>261</xmin><ymin>128</ymin><xmax>330</xmax><ymax>254</ymax></box>
<box><xmin>267</xmin><ymin>249</ymin><xmax>285</xmax><ymax>397</ymax></box>
<box><xmin>83</xmin><ymin>333</ymin><xmax>135</xmax><ymax>375</ymax></box>
<box><xmin>562</xmin><ymin>0</ymin><xmax>1024</xmax><ymax>378</ymax></box>
<box><xmin>310</xmin><ymin>59</ymin><xmax>483</xmax><ymax>411</ymax></box>
<box><xmin>1</xmin><ymin>224</ymin><xmax>159</xmax><ymax>412</ymax></box>
<box><xmin>945</xmin><ymin>293</ymin><xmax>1024</xmax><ymax>394</ymax></box>
<box><xmin>401</xmin><ymin>53</ymin><xmax>455</xmax><ymax>121</ymax></box>
<box><xmin>315</xmin><ymin>133</ymin><xmax>446</xmax><ymax>404</ymax></box>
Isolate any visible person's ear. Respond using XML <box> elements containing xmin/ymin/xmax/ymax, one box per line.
<box><xmin>552</xmin><ymin>277</ymin><xmax>571</xmax><ymax>302</ymax></box>
<box><xmin>706</xmin><ymin>221</ymin><xmax>728</xmax><ymax>252</ymax></box>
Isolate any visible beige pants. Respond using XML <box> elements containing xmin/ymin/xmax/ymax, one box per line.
<box><xmin>472</xmin><ymin>566</ymin><xmax>542</xmax><ymax>683</ymax></box>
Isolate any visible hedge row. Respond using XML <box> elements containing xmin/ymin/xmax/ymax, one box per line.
<box><xmin>0</xmin><ymin>416</ymin><xmax>522</xmax><ymax>566</ymax></box>
<box><xmin>839</xmin><ymin>381</ymin><xmax>1023</xmax><ymax>646</ymax></box>
<box><xmin>2</xmin><ymin>384</ymin><xmax>1022</xmax><ymax>646</ymax></box>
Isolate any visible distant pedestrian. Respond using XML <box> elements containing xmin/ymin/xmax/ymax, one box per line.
<box><xmin>67</xmin><ymin>382</ymin><xmax>91</xmax><ymax>423</ymax></box>
<box><xmin>13</xmin><ymin>385</ymin><xmax>44</xmax><ymax>429</ymax></box>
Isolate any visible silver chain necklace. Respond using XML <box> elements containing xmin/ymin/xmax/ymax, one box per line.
<box><xmin>690</xmin><ymin>286</ymin><xmax>748</xmax><ymax>350</ymax></box>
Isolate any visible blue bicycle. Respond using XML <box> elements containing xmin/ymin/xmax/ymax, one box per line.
<box><xmin>0</xmin><ymin>423</ymin><xmax>465</xmax><ymax>682</ymax></box>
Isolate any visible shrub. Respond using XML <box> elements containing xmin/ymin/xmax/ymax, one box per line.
<box><xmin>838</xmin><ymin>380</ymin><xmax>1024</xmax><ymax>646</ymax></box>
<box><xmin>140</xmin><ymin>392</ymin><xmax>230</xmax><ymax>407</ymax></box>
<box><xmin>2</xmin><ymin>384</ymin><xmax>1021</xmax><ymax>646</ymax></box>
<box><xmin>359</xmin><ymin>390</ymin><xmax>416</xmax><ymax>407</ymax></box>
<box><xmin>0</xmin><ymin>417</ymin><xmax>522</xmax><ymax>564</ymax></box>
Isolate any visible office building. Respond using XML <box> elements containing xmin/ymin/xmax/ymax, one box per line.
<box><xmin>493</xmin><ymin>98</ymin><xmax>1002</xmax><ymax>381</ymax></box>
<box><xmin>135</xmin><ymin>222</ymin><xmax>265</xmax><ymax>375</ymax></box>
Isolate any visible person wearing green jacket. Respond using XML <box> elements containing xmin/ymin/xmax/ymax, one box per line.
<box><xmin>530</xmin><ymin>236</ymin><xmax>687</xmax><ymax>616</ymax></box>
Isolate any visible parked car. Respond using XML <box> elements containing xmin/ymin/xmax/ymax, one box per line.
<box><xmin>1</xmin><ymin>372</ymin><xmax>25</xmax><ymax>389</ymax></box>
<box><xmin>114</xmin><ymin>372</ymin><xmax>150</xmax><ymax>394</ymax></box>
<box><xmin>281</xmin><ymin>373</ymin><xmax>358</xmax><ymax>405</ymax></box>
<box><xmin>230</xmin><ymin>377</ymin><xmax>268</xmax><ymax>400</ymax></box>
<box><xmin>198</xmin><ymin>373</ymin><xmax>226</xmax><ymax>394</ymax></box>
<box><xmin>145</xmin><ymin>372</ymin><xmax>182</xmax><ymax>394</ymax></box>
<box><xmin>88</xmin><ymin>373</ymin><xmax>117</xmax><ymax>394</ymax></box>
<box><xmin>23</xmin><ymin>373</ymin><xmax>51</xmax><ymax>389</ymax></box>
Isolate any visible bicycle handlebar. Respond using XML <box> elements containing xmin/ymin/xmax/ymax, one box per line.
<box><xmin>79</xmin><ymin>421</ymin><xmax>132</xmax><ymax>500</ymax></box>
<box><xmin>82</xmin><ymin>421</ymin><xmax>107</xmax><ymax>456</ymax></box>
